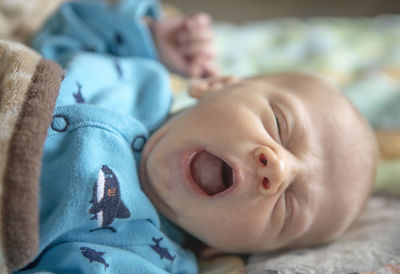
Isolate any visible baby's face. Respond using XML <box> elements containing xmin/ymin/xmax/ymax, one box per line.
<box><xmin>139</xmin><ymin>74</ymin><xmax>377</xmax><ymax>253</ymax></box>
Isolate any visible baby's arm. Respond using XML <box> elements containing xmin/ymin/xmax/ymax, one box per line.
<box><xmin>32</xmin><ymin>0</ymin><xmax>218</xmax><ymax>77</ymax></box>
<box><xmin>31</xmin><ymin>0</ymin><xmax>160</xmax><ymax>66</ymax></box>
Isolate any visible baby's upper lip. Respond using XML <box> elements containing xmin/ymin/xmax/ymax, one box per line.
<box><xmin>185</xmin><ymin>149</ymin><xmax>237</xmax><ymax>197</ymax></box>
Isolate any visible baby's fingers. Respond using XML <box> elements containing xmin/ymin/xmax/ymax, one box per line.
<box><xmin>187</xmin><ymin>55</ymin><xmax>219</xmax><ymax>78</ymax></box>
<box><xmin>181</xmin><ymin>43</ymin><xmax>214</xmax><ymax>58</ymax></box>
<box><xmin>201</xmin><ymin>59</ymin><xmax>219</xmax><ymax>78</ymax></box>
<box><xmin>185</xmin><ymin>13</ymin><xmax>212</xmax><ymax>29</ymax></box>
<box><xmin>178</xmin><ymin>13</ymin><xmax>214</xmax><ymax>44</ymax></box>
<box><xmin>178</xmin><ymin>28</ymin><xmax>214</xmax><ymax>44</ymax></box>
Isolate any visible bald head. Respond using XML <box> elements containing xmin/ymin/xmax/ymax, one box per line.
<box><xmin>261</xmin><ymin>73</ymin><xmax>379</xmax><ymax>243</ymax></box>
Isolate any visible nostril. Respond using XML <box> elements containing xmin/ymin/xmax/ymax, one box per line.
<box><xmin>262</xmin><ymin>177</ymin><xmax>270</xmax><ymax>189</ymax></box>
<box><xmin>259</xmin><ymin>154</ymin><xmax>267</xmax><ymax>166</ymax></box>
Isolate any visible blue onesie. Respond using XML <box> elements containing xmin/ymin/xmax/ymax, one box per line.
<box><xmin>17</xmin><ymin>0</ymin><xmax>198</xmax><ymax>273</ymax></box>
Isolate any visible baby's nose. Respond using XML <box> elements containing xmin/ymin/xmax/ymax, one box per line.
<box><xmin>253</xmin><ymin>146</ymin><xmax>295</xmax><ymax>195</ymax></box>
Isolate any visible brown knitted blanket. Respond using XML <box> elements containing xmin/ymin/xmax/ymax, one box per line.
<box><xmin>0</xmin><ymin>40</ymin><xmax>63</xmax><ymax>272</ymax></box>
<box><xmin>0</xmin><ymin>0</ymin><xmax>64</xmax><ymax>43</ymax></box>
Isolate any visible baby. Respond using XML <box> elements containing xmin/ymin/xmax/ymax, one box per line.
<box><xmin>154</xmin><ymin>73</ymin><xmax>378</xmax><ymax>254</ymax></box>
<box><xmin>13</xmin><ymin>0</ymin><xmax>377</xmax><ymax>273</ymax></box>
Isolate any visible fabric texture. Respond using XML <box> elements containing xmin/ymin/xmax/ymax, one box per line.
<box><xmin>0</xmin><ymin>40</ymin><xmax>63</xmax><ymax>272</ymax></box>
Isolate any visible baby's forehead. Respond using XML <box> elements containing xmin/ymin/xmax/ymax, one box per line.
<box><xmin>246</xmin><ymin>74</ymin><xmax>354</xmax><ymax>119</ymax></box>
<box><xmin>261</xmin><ymin>75</ymin><xmax>355</xmax><ymax>139</ymax></box>
<box><xmin>250</xmin><ymin>73</ymin><xmax>339</xmax><ymax>92</ymax></box>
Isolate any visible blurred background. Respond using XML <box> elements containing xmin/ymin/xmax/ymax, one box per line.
<box><xmin>163</xmin><ymin>0</ymin><xmax>400</xmax><ymax>22</ymax></box>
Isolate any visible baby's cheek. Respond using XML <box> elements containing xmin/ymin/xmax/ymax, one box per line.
<box><xmin>212</xmin><ymin>207</ymin><xmax>274</xmax><ymax>250</ymax></box>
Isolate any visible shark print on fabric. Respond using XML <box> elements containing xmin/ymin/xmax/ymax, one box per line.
<box><xmin>89</xmin><ymin>165</ymin><xmax>131</xmax><ymax>233</ymax></box>
<box><xmin>80</xmin><ymin>247</ymin><xmax>109</xmax><ymax>270</ymax></box>
<box><xmin>73</xmin><ymin>81</ymin><xmax>85</xmax><ymax>104</ymax></box>
<box><xmin>150</xmin><ymin>237</ymin><xmax>175</xmax><ymax>262</ymax></box>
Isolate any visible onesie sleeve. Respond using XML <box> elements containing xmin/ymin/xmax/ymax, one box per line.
<box><xmin>31</xmin><ymin>0</ymin><xmax>160</xmax><ymax>66</ymax></box>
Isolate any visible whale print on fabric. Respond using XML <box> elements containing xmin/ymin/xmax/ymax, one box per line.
<box><xmin>150</xmin><ymin>237</ymin><xmax>175</xmax><ymax>262</ymax></box>
<box><xmin>80</xmin><ymin>247</ymin><xmax>109</xmax><ymax>270</ymax></box>
<box><xmin>73</xmin><ymin>81</ymin><xmax>85</xmax><ymax>104</ymax></box>
<box><xmin>89</xmin><ymin>165</ymin><xmax>131</xmax><ymax>232</ymax></box>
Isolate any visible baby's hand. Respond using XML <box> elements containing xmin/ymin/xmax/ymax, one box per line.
<box><xmin>149</xmin><ymin>13</ymin><xmax>218</xmax><ymax>78</ymax></box>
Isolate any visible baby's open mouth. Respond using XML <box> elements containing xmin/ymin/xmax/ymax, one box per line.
<box><xmin>190</xmin><ymin>151</ymin><xmax>234</xmax><ymax>196</ymax></box>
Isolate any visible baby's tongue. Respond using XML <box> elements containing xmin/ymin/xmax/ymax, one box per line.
<box><xmin>191</xmin><ymin>151</ymin><xmax>225</xmax><ymax>195</ymax></box>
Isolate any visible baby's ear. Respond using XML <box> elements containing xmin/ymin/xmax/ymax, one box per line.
<box><xmin>188</xmin><ymin>76</ymin><xmax>239</xmax><ymax>99</ymax></box>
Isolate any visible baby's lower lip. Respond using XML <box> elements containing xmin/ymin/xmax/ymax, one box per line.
<box><xmin>183</xmin><ymin>149</ymin><xmax>238</xmax><ymax>198</ymax></box>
